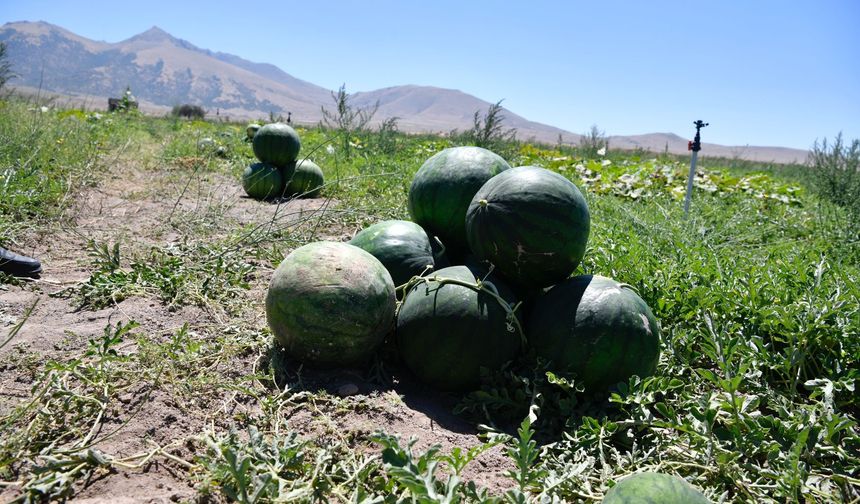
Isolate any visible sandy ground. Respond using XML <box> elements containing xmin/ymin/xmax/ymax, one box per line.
<box><xmin>0</xmin><ymin>160</ymin><xmax>513</xmax><ymax>502</ymax></box>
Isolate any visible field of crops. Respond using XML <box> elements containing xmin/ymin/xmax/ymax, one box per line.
<box><xmin>0</xmin><ymin>98</ymin><xmax>858</xmax><ymax>503</ymax></box>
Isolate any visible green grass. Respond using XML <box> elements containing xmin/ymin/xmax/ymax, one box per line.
<box><xmin>0</xmin><ymin>96</ymin><xmax>857</xmax><ymax>502</ymax></box>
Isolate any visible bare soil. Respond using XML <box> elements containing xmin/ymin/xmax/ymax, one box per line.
<box><xmin>0</xmin><ymin>159</ymin><xmax>514</xmax><ymax>502</ymax></box>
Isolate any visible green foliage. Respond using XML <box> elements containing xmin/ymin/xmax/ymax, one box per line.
<box><xmin>375</xmin><ymin>116</ymin><xmax>400</xmax><ymax>155</ymax></box>
<box><xmin>0</xmin><ymin>41</ymin><xmax>15</xmax><ymax>92</ymax></box>
<box><xmin>515</xmin><ymin>143</ymin><xmax>804</xmax><ymax>204</ymax></box>
<box><xmin>456</xmin><ymin>100</ymin><xmax>517</xmax><ymax>157</ymax></box>
<box><xmin>0</xmin><ymin>321</ymin><xmax>139</xmax><ymax>501</ymax></box>
<box><xmin>321</xmin><ymin>84</ymin><xmax>379</xmax><ymax>159</ymax></box>
<box><xmin>199</xmin><ymin>427</ymin><xmax>316</xmax><ymax>503</ymax></box>
<box><xmin>54</xmin><ymin>239</ymin><xmax>253</xmax><ymax>311</ymax></box>
<box><xmin>0</xmin><ymin>100</ymin><xmax>102</xmax><ymax>234</ymax></box>
<box><xmin>456</xmin><ymin>188</ymin><xmax>860</xmax><ymax>501</ymax></box>
<box><xmin>579</xmin><ymin>124</ymin><xmax>609</xmax><ymax>159</ymax></box>
<box><xmin>809</xmin><ymin>134</ymin><xmax>860</xmax><ymax>235</ymax></box>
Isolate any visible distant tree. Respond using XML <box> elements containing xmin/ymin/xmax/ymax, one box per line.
<box><xmin>171</xmin><ymin>104</ymin><xmax>206</xmax><ymax>119</ymax></box>
<box><xmin>0</xmin><ymin>42</ymin><xmax>16</xmax><ymax>92</ymax></box>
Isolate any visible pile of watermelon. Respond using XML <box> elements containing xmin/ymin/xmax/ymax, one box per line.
<box><xmin>265</xmin><ymin>145</ymin><xmax>661</xmax><ymax>393</ymax></box>
<box><xmin>242</xmin><ymin>123</ymin><xmax>325</xmax><ymax>200</ymax></box>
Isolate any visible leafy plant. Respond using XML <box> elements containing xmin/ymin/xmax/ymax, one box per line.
<box><xmin>54</xmin><ymin>240</ymin><xmax>253</xmax><ymax>311</ymax></box>
<box><xmin>0</xmin><ymin>42</ymin><xmax>15</xmax><ymax>93</ymax></box>
<box><xmin>0</xmin><ymin>321</ymin><xmax>140</xmax><ymax>501</ymax></box>
<box><xmin>809</xmin><ymin>134</ymin><xmax>860</xmax><ymax>235</ymax></box>
<box><xmin>579</xmin><ymin>124</ymin><xmax>609</xmax><ymax>158</ymax></box>
<box><xmin>462</xmin><ymin>100</ymin><xmax>517</xmax><ymax>156</ymax></box>
<box><xmin>321</xmin><ymin>84</ymin><xmax>379</xmax><ymax>159</ymax></box>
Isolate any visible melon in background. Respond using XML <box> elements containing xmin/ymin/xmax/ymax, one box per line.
<box><xmin>242</xmin><ymin>162</ymin><xmax>286</xmax><ymax>200</ymax></box>
<box><xmin>266</xmin><ymin>242</ymin><xmax>396</xmax><ymax>367</ymax></box>
<box><xmin>253</xmin><ymin>123</ymin><xmax>301</xmax><ymax>167</ymax></box>
<box><xmin>408</xmin><ymin>146</ymin><xmax>511</xmax><ymax>254</ymax></box>
<box><xmin>285</xmin><ymin>159</ymin><xmax>325</xmax><ymax>198</ymax></box>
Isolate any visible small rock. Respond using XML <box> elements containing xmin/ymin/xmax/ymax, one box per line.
<box><xmin>336</xmin><ymin>383</ymin><xmax>359</xmax><ymax>397</ymax></box>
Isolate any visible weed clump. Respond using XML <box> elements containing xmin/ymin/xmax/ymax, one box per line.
<box><xmin>809</xmin><ymin>134</ymin><xmax>860</xmax><ymax>235</ymax></box>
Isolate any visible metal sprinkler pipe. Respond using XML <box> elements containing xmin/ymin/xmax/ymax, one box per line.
<box><xmin>683</xmin><ymin>120</ymin><xmax>709</xmax><ymax>219</ymax></box>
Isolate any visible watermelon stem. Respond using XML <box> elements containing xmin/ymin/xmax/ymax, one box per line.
<box><xmin>395</xmin><ymin>274</ymin><xmax>527</xmax><ymax>348</ymax></box>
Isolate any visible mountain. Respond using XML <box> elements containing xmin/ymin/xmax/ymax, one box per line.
<box><xmin>0</xmin><ymin>21</ymin><xmax>331</xmax><ymax>118</ymax></box>
<box><xmin>0</xmin><ymin>21</ymin><xmax>808</xmax><ymax>163</ymax></box>
<box><xmin>352</xmin><ymin>85</ymin><xmax>576</xmax><ymax>143</ymax></box>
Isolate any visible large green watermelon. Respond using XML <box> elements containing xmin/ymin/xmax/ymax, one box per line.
<box><xmin>527</xmin><ymin>275</ymin><xmax>660</xmax><ymax>392</ymax></box>
<box><xmin>396</xmin><ymin>265</ymin><xmax>521</xmax><ymax>391</ymax></box>
<box><xmin>602</xmin><ymin>472</ymin><xmax>710</xmax><ymax>503</ymax></box>
<box><xmin>466</xmin><ymin>165</ymin><xmax>590</xmax><ymax>290</ymax></box>
<box><xmin>408</xmin><ymin>146</ymin><xmax>511</xmax><ymax>253</ymax></box>
<box><xmin>285</xmin><ymin>159</ymin><xmax>325</xmax><ymax>198</ymax></box>
<box><xmin>266</xmin><ymin>242</ymin><xmax>396</xmax><ymax>367</ymax></box>
<box><xmin>253</xmin><ymin>123</ymin><xmax>301</xmax><ymax>167</ymax></box>
<box><xmin>348</xmin><ymin>220</ymin><xmax>435</xmax><ymax>288</ymax></box>
<box><xmin>242</xmin><ymin>162</ymin><xmax>286</xmax><ymax>200</ymax></box>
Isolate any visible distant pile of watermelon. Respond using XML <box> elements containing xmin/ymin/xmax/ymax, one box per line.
<box><xmin>264</xmin><ymin>145</ymin><xmax>662</xmax><ymax>395</ymax></box>
<box><xmin>241</xmin><ymin>122</ymin><xmax>324</xmax><ymax>200</ymax></box>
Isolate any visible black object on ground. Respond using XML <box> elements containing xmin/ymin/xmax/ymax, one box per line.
<box><xmin>0</xmin><ymin>247</ymin><xmax>42</xmax><ymax>278</ymax></box>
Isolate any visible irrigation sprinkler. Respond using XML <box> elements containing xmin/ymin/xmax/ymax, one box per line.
<box><xmin>683</xmin><ymin>120</ymin><xmax>709</xmax><ymax>219</ymax></box>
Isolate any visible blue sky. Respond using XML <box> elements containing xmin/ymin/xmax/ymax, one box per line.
<box><xmin>2</xmin><ymin>0</ymin><xmax>858</xmax><ymax>149</ymax></box>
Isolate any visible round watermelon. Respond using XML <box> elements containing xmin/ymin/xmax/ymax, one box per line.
<box><xmin>602</xmin><ymin>472</ymin><xmax>710</xmax><ymax>503</ymax></box>
<box><xmin>466</xmin><ymin>165</ymin><xmax>590</xmax><ymax>290</ymax></box>
<box><xmin>408</xmin><ymin>146</ymin><xmax>511</xmax><ymax>253</ymax></box>
<box><xmin>266</xmin><ymin>242</ymin><xmax>396</xmax><ymax>367</ymax></box>
<box><xmin>246</xmin><ymin>123</ymin><xmax>261</xmax><ymax>140</ymax></box>
<box><xmin>348</xmin><ymin>220</ymin><xmax>435</xmax><ymax>288</ymax></box>
<box><xmin>285</xmin><ymin>159</ymin><xmax>325</xmax><ymax>198</ymax></box>
<box><xmin>253</xmin><ymin>123</ymin><xmax>301</xmax><ymax>167</ymax></box>
<box><xmin>396</xmin><ymin>265</ymin><xmax>521</xmax><ymax>391</ymax></box>
<box><xmin>242</xmin><ymin>162</ymin><xmax>285</xmax><ymax>200</ymax></box>
<box><xmin>527</xmin><ymin>275</ymin><xmax>660</xmax><ymax>392</ymax></box>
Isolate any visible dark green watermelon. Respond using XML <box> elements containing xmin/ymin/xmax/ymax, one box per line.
<box><xmin>602</xmin><ymin>472</ymin><xmax>710</xmax><ymax>503</ymax></box>
<box><xmin>408</xmin><ymin>146</ymin><xmax>511</xmax><ymax>253</ymax></box>
<box><xmin>285</xmin><ymin>159</ymin><xmax>324</xmax><ymax>198</ymax></box>
<box><xmin>466</xmin><ymin>165</ymin><xmax>590</xmax><ymax>290</ymax></box>
<box><xmin>348</xmin><ymin>220</ymin><xmax>435</xmax><ymax>288</ymax></box>
<box><xmin>527</xmin><ymin>275</ymin><xmax>660</xmax><ymax>392</ymax></box>
<box><xmin>396</xmin><ymin>265</ymin><xmax>522</xmax><ymax>391</ymax></box>
<box><xmin>253</xmin><ymin>123</ymin><xmax>301</xmax><ymax>167</ymax></box>
<box><xmin>242</xmin><ymin>162</ymin><xmax>286</xmax><ymax>200</ymax></box>
<box><xmin>266</xmin><ymin>242</ymin><xmax>396</xmax><ymax>367</ymax></box>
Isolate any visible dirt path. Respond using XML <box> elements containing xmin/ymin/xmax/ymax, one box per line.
<box><xmin>0</xmin><ymin>158</ymin><xmax>513</xmax><ymax>502</ymax></box>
